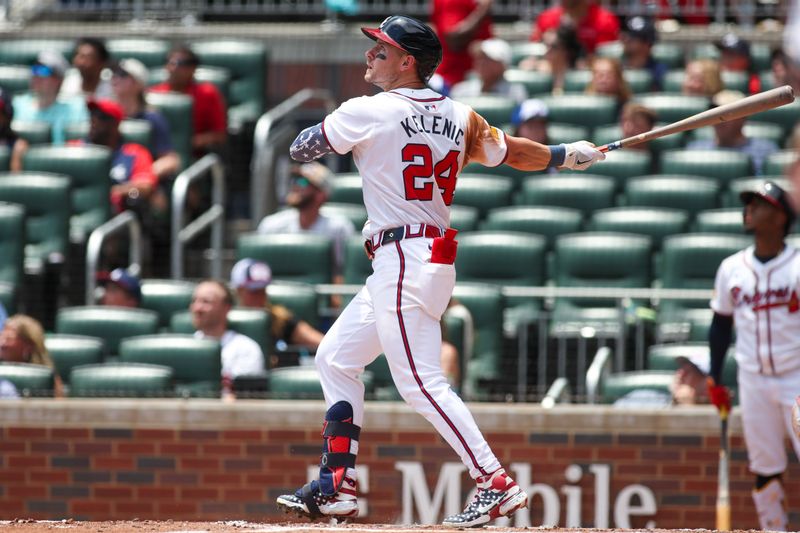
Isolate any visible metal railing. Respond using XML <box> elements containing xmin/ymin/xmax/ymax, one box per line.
<box><xmin>84</xmin><ymin>210</ymin><xmax>142</xmax><ymax>304</ymax></box>
<box><xmin>170</xmin><ymin>153</ymin><xmax>225</xmax><ymax>279</ymax></box>
<box><xmin>250</xmin><ymin>88</ymin><xmax>338</xmax><ymax>227</ymax></box>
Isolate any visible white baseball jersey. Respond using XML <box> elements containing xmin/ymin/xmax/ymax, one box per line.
<box><xmin>322</xmin><ymin>87</ymin><xmax>507</xmax><ymax>238</ymax></box>
<box><xmin>711</xmin><ymin>244</ymin><xmax>800</xmax><ymax>375</ymax></box>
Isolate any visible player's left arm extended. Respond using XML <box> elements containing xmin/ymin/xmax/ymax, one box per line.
<box><xmin>290</xmin><ymin>123</ymin><xmax>333</xmax><ymax>162</ymax></box>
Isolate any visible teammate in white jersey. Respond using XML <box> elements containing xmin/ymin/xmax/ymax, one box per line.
<box><xmin>707</xmin><ymin>181</ymin><xmax>799</xmax><ymax>531</ymax></box>
<box><xmin>276</xmin><ymin>15</ymin><xmax>605</xmax><ymax>527</ymax></box>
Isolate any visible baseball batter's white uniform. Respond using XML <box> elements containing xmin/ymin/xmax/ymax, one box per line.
<box><xmin>711</xmin><ymin>244</ymin><xmax>800</xmax><ymax>476</ymax></box>
<box><xmin>315</xmin><ymin>87</ymin><xmax>506</xmax><ymax>479</ymax></box>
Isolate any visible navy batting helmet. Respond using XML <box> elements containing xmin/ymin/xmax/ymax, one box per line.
<box><xmin>361</xmin><ymin>15</ymin><xmax>442</xmax><ymax>82</ymax></box>
<box><xmin>740</xmin><ymin>180</ymin><xmax>797</xmax><ymax>235</ymax></box>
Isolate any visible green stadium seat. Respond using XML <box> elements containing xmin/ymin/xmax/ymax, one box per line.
<box><xmin>170</xmin><ymin>307</ymin><xmax>271</xmax><ymax>357</ymax></box>
<box><xmin>328</xmin><ymin>174</ymin><xmax>363</xmax><ymax>204</ymax></box>
<box><xmin>22</xmin><ymin>145</ymin><xmax>112</xmax><ymax>243</ymax></box>
<box><xmin>689</xmin><ymin>42</ymin><xmax>768</xmax><ymax>72</ymax></box>
<box><xmin>764</xmin><ymin>150</ymin><xmax>798</xmax><ymax>176</ymax></box>
<box><xmin>65</xmin><ymin>119</ymin><xmax>152</xmax><ymax>147</ymax></box>
<box><xmin>0</xmin><ymin>39</ymin><xmax>74</xmax><ymax>65</ymax></box>
<box><xmin>599</xmin><ymin>370</ymin><xmax>675</xmax><ymax>404</ymax></box>
<box><xmin>343</xmin><ymin>235</ymin><xmax>372</xmax><ymax>285</ymax></box>
<box><xmin>623</xmin><ymin>176</ymin><xmax>719</xmax><ymax>215</ymax></box>
<box><xmin>721</xmin><ymin>70</ymin><xmax>750</xmax><ymax>93</ymax></box>
<box><xmin>452</xmin><ymin>175</ymin><xmax>514</xmax><ymax>219</ymax></box>
<box><xmin>55</xmin><ymin>306</ymin><xmax>160</xmax><ymax>357</ymax></box>
<box><xmin>662</xmin><ymin>69</ymin><xmax>686</xmax><ymax>94</ymax></box>
<box><xmin>693</xmin><ymin>208</ymin><xmax>745</xmax><ymax>234</ymax></box>
<box><xmin>481</xmin><ymin>205</ymin><xmax>582</xmax><ymax>250</ymax></box>
<box><xmin>688</xmin><ymin>42</ymin><xmax>719</xmax><ymax>62</ymax></box>
<box><xmin>0</xmin><ymin>172</ymin><xmax>70</xmax><ymax>273</ymax></box>
<box><xmin>11</xmin><ymin>121</ymin><xmax>51</xmax><ymax>144</ymax></box>
<box><xmin>595</xmin><ymin>41</ymin><xmax>623</xmax><ymax>61</ymax></box>
<box><xmin>0</xmin><ymin>362</ymin><xmax>55</xmax><ymax>397</ymax></box>
<box><xmin>624</xmin><ymin>69</ymin><xmax>655</xmax><ymax>94</ymax></box>
<box><xmin>44</xmin><ymin>334</ymin><xmax>104</xmax><ymax>386</ymax></box>
<box><xmin>656</xmin><ymin>306</ymin><xmax>716</xmax><ymax>343</ymax></box>
<box><xmin>759</xmin><ymin>71</ymin><xmax>776</xmax><ymax>91</ymax></box>
<box><xmin>237</xmin><ymin>233</ymin><xmax>333</xmax><ymax>284</ymax></box>
<box><xmin>450</xmin><ymin>205</ymin><xmax>480</xmax><ymax>232</ymax></box>
<box><xmin>688</xmin><ymin>121</ymin><xmax>785</xmax><ymax>147</ymax></box>
<box><xmin>588</xmin><ymin>207</ymin><xmax>689</xmax><ymax>250</ymax></box>
<box><xmin>69</xmin><ymin>362</ymin><xmax>174</xmax><ymax>398</ymax></box>
<box><xmin>140</xmin><ymin>278</ymin><xmax>197</xmax><ymax>329</ymax></box>
<box><xmin>0</xmin><ymin>282</ymin><xmax>13</xmax><ymax>314</ymax></box>
<box><xmin>0</xmin><ymin>146</ymin><xmax>9</xmax><ymax>172</ymax></box>
<box><xmin>563</xmin><ymin>70</ymin><xmax>592</xmax><ymax>92</ymax></box>
<box><xmin>365</xmin><ymin>354</ymin><xmax>402</xmax><ymax>401</ymax></box>
<box><xmin>460</xmin><ymin>161</ymin><xmax>536</xmax><ymax>184</ymax></box>
<box><xmin>268</xmin><ymin>280</ymin><xmax>319</xmax><ymax>330</ymax></box>
<box><xmin>0</xmin><ymin>65</ymin><xmax>31</xmax><ymax>96</ymax></box>
<box><xmin>542</xmin><ymin>95</ymin><xmax>617</xmax><ymax>128</ymax></box>
<box><xmin>451</xmin><ymin>282</ymin><xmax>505</xmax><ymax>398</ymax></box>
<box><xmin>454</xmin><ymin>95</ymin><xmax>515</xmax><ymax>124</ymax></box>
<box><xmin>724</xmin><ymin>176</ymin><xmax>791</xmax><ymax>207</ymax></box>
<box><xmin>119</xmin><ymin>334</ymin><xmax>222</xmax><ymax>397</ymax></box>
<box><xmin>592</xmin><ymin>150</ymin><xmax>653</xmax><ymax>187</ymax></box>
<box><xmin>145</xmin><ymin>92</ymin><xmax>193</xmax><ymax>171</ymax></box>
<box><xmin>593</xmin><ymin>123</ymin><xmax>684</xmax><ymax>153</ymax></box>
<box><xmin>0</xmin><ymin>202</ymin><xmax>24</xmax><ymax>292</ymax></box>
<box><xmin>510</xmin><ymin>42</ymin><xmax>547</xmax><ymax>66</ymax></box>
<box><xmin>268</xmin><ymin>366</ymin><xmax>374</xmax><ymax>399</ymax></box>
<box><xmin>107</xmin><ymin>38</ymin><xmax>170</xmax><ymax>68</ymax></box>
<box><xmin>518</xmin><ymin>174</ymin><xmax>616</xmax><ymax>214</ymax></box>
<box><xmin>750</xmin><ymin>99</ymin><xmax>800</xmax><ymax>134</ymax></box>
<box><xmin>633</xmin><ymin>94</ymin><xmax>709</xmax><ymax>123</ymax></box>
<box><xmin>652</xmin><ymin>43</ymin><xmax>685</xmax><ymax>69</ymax></box>
<box><xmin>546</xmin><ymin>122</ymin><xmax>590</xmax><ymax>145</ymax></box>
<box><xmin>191</xmin><ymin>40</ymin><xmax>267</xmax><ymax>129</ymax></box>
<box><xmin>149</xmin><ymin>66</ymin><xmax>232</xmax><ymax>107</ymax></box>
<box><xmin>659</xmin><ymin>150</ymin><xmax>752</xmax><ymax>183</ymax></box>
<box><xmin>321</xmin><ymin>203</ymin><xmax>367</xmax><ymax>230</ymax></box>
<box><xmin>504</xmin><ymin>69</ymin><xmax>552</xmax><ymax>95</ymax></box>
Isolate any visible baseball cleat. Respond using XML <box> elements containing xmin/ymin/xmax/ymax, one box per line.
<box><xmin>276</xmin><ymin>477</ymin><xmax>358</xmax><ymax>521</ymax></box>
<box><xmin>441</xmin><ymin>468</ymin><xmax>528</xmax><ymax>528</ymax></box>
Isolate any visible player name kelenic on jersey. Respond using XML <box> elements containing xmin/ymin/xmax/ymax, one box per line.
<box><xmin>322</xmin><ymin>88</ymin><xmax>507</xmax><ymax>238</ymax></box>
<box><xmin>712</xmin><ymin>245</ymin><xmax>800</xmax><ymax>375</ymax></box>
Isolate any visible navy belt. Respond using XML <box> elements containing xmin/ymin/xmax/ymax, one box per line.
<box><xmin>364</xmin><ymin>223</ymin><xmax>442</xmax><ymax>258</ymax></box>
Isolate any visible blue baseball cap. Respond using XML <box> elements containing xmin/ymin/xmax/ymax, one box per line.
<box><xmin>97</xmin><ymin>268</ymin><xmax>141</xmax><ymax>302</ymax></box>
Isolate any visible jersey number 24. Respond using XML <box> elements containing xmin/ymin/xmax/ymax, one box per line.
<box><xmin>402</xmin><ymin>144</ymin><xmax>459</xmax><ymax>206</ymax></box>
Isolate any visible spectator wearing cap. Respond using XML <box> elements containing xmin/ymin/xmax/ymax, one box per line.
<box><xmin>71</xmin><ymin>98</ymin><xmax>159</xmax><ymax>214</ymax></box>
<box><xmin>681</xmin><ymin>58</ymin><xmax>724</xmax><ymax>97</ymax></box>
<box><xmin>60</xmin><ymin>37</ymin><xmax>113</xmax><ymax>101</ymax></box>
<box><xmin>257</xmin><ymin>162</ymin><xmax>354</xmax><ymax>286</ymax></box>
<box><xmin>191</xmin><ymin>279</ymin><xmax>266</xmax><ymax>395</ymax></box>
<box><xmin>149</xmin><ymin>45</ymin><xmax>227</xmax><ymax>157</ymax></box>
<box><xmin>686</xmin><ymin>90</ymin><xmax>778</xmax><ymax>176</ymax></box>
<box><xmin>450</xmin><ymin>39</ymin><xmax>527</xmax><ymax>103</ymax></box>
<box><xmin>621</xmin><ymin>16</ymin><xmax>667</xmax><ymax>91</ymax></box>
<box><xmin>12</xmin><ymin>50</ymin><xmax>88</xmax><ymax>145</ymax></box>
<box><xmin>0</xmin><ymin>86</ymin><xmax>28</xmax><ymax>171</ymax></box>
<box><xmin>112</xmin><ymin>59</ymin><xmax>180</xmax><ymax>181</ymax></box>
<box><xmin>585</xmin><ymin>56</ymin><xmax>631</xmax><ymax>114</ymax></box>
<box><xmin>513</xmin><ymin>98</ymin><xmax>549</xmax><ymax>144</ymax></box>
<box><xmin>231</xmin><ymin>258</ymin><xmax>324</xmax><ymax>367</ymax></box>
<box><xmin>529</xmin><ymin>0</ymin><xmax>619</xmax><ymax>56</ymax></box>
<box><xmin>717</xmin><ymin>33</ymin><xmax>760</xmax><ymax>94</ymax></box>
<box><xmin>429</xmin><ymin>0</ymin><xmax>493</xmax><ymax>90</ymax></box>
<box><xmin>96</xmin><ymin>268</ymin><xmax>141</xmax><ymax>308</ymax></box>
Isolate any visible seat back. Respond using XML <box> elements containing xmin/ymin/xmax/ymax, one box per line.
<box><xmin>107</xmin><ymin>38</ymin><xmax>170</xmax><ymax>68</ymax></box>
<box><xmin>119</xmin><ymin>334</ymin><xmax>221</xmax><ymax>396</ymax></box>
<box><xmin>328</xmin><ymin>174</ymin><xmax>364</xmax><ymax>204</ymax></box>
<box><xmin>267</xmin><ymin>281</ymin><xmax>319</xmax><ymax>330</ymax></box>
<box><xmin>169</xmin><ymin>308</ymin><xmax>270</xmax><ymax>357</ymax></box>
<box><xmin>624</xmin><ymin>176</ymin><xmax>719</xmax><ymax>216</ymax></box>
<box><xmin>268</xmin><ymin>366</ymin><xmax>374</xmax><ymax>399</ymax></box>
<box><xmin>55</xmin><ymin>306</ymin><xmax>160</xmax><ymax>356</ymax></box>
<box><xmin>450</xmin><ymin>205</ymin><xmax>480</xmax><ymax>232</ymax></box>
<box><xmin>452</xmin><ymin>175</ymin><xmax>514</xmax><ymax>219</ymax></box>
<box><xmin>751</xmin><ymin>98</ymin><xmax>800</xmax><ymax>135</ymax></box>
<box><xmin>12</xmin><ymin>120</ymin><xmax>51</xmax><ymax>144</ymax></box>
<box><xmin>140</xmin><ymin>278</ymin><xmax>197</xmax><ymax>329</ymax></box>
<box><xmin>503</xmin><ymin>69</ymin><xmax>553</xmax><ymax>94</ymax></box>
<box><xmin>588</xmin><ymin>207</ymin><xmax>689</xmax><ymax>250</ymax></box>
<box><xmin>659</xmin><ymin>149</ymin><xmax>752</xmax><ymax>184</ymax></box>
<box><xmin>454</xmin><ymin>95</ymin><xmax>515</xmax><ymax>125</ymax></box>
<box><xmin>0</xmin><ymin>362</ymin><xmax>54</xmax><ymax>397</ymax></box>
<box><xmin>593</xmin><ymin>123</ymin><xmax>684</xmax><ymax>153</ymax></box>
<box><xmin>191</xmin><ymin>40</ymin><xmax>267</xmax><ymax>127</ymax></box>
<box><xmin>546</xmin><ymin>122</ymin><xmax>590</xmax><ymax>145</ymax></box>
<box><xmin>0</xmin><ymin>39</ymin><xmax>74</xmax><ymax>65</ymax></box>
<box><xmin>0</xmin><ymin>172</ymin><xmax>71</xmax><ymax>265</ymax></box>
<box><xmin>591</xmin><ymin>150</ymin><xmax>653</xmax><ymax>187</ymax></box>
<box><xmin>0</xmin><ymin>202</ymin><xmax>25</xmax><ymax>288</ymax></box>
<box><xmin>633</xmin><ymin>94</ymin><xmax>709</xmax><ymax>123</ymax></box>
<box><xmin>481</xmin><ymin>206</ymin><xmax>582</xmax><ymax>250</ymax></box>
<box><xmin>320</xmin><ymin>203</ymin><xmax>367</xmax><ymax>230</ymax></box>
<box><xmin>22</xmin><ymin>145</ymin><xmax>112</xmax><ymax>243</ymax></box>
<box><xmin>693</xmin><ymin>208</ymin><xmax>745</xmax><ymax>234</ymax></box>
<box><xmin>344</xmin><ymin>235</ymin><xmax>373</xmax><ymax>285</ymax></box>
<box><xmin>456</xmin><ymin>231</ymin><xmax>546</xmax><ymax>287</ymax></box>
<box><xmin>69</xmin><ymin>362</ymin><xmax>174</xmax><ymax>398</ymax></box>
<box><xmin>44</xmin><ymin>334</ymin><xmax>105</xmax><ymax>386</ymax></box>
<box><xmin>542</xmin><ymin>95</ymin><xmax>617</xmax><ymax>128</ymax></box>
<box><xmin>601</xmin><ymin>370</ymin><xmax>675</xmax><ymax>404</ymax></box>
<box><xmin>764</xmin><ymin>150</ymin><xmax>799</xmax><ymax>176</ymax></box>
<box><xmin>145</xmin><ymin>92</ymin><xmax>193</xmax><ymax>171</ymax></box>
<box><xmin>519</xmin><ymin>175</ymin><xmax>615</xmax><ymax>214</ymax></box>
<box><xmin>236</xmin><ymin>233</ymin><xmax>333</xmax><ymax>284</ymax></box>
<box><xmin>0</xmin><ymin>65</ymin><xmax>32</xmax><ymax>96</ymax></box>
<box><xmin>65</xmin><ymin>119</ymin><xmax>152</xmax><ymax>147</ymax></box>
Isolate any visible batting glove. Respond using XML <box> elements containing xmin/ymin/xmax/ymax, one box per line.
<box><xmin>706</xmin><ymin>377</ymin><xmax>731</xmax><ymax>415</ymax></box>
<box><xmin>561</xmin><ymin>141</ymin><xmax>606</xmax><ymax>171</ymax></box>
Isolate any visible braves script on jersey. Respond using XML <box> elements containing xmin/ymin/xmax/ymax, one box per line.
<box><xmin>322</xmin><ymin>87</ymin><xmax>506</xmax><ymax>238</ymax></box>
<box><xmin>711</xmin><ymin>244</ymin><xmax>800</xmax><ymax>374</ymax></box>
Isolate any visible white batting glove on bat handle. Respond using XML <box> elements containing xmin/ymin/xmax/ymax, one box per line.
<box><xmin>561</xmin><ymin>141</ymin><xmax>605</xmax><ymax>171</ymax></box>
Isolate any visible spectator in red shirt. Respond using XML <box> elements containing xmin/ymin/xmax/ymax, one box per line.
<box><xmin>430</xmin><ymin>0</ymin><xmax>493</xmax><ymax>90</ymax></box>
<box><xmin>149</xmin><ymin>45</ymin><xmax>227</xmax><ymax>157</ymax></box>
<box><xmin>530</xmin><ymin>0</ymin><xmax>619</xmax><ymax>56</ymax></box>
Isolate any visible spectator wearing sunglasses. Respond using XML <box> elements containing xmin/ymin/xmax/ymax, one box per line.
<box><xmin>257</xmin><ymin>162</ymin><xmax>355</xmax><ymax>287</ymax></box>
<box><xmin>149</xmin><ymin>45</ymin><xmax>227</xmax><ymax>158</ymax></box>
<box><xmin>12</xmin><ymin>50</ymin><xmax>88</xmax><ymax>145</ymax></box>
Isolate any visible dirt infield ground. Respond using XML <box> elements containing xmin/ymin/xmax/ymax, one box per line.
<box><xmin>0</xmin><ymin>522</ymin><xmax>750</xmax><ymax>533</ymax></box>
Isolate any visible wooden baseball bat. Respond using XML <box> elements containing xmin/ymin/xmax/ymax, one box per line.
<box><xmin>599</xmin><ymin>85</ymin><xmax>795</xmax><ymax>153</ymax></box>
<box><xmin>716</xmin><ymin>409</ymin><xmax>731</xmax><ymax>531</ymax></box>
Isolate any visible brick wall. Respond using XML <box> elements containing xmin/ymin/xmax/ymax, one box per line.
<box><xmin>0</xmin><ymin>400</ymin><xmax>798</xmax><ymax>528</ymax></box>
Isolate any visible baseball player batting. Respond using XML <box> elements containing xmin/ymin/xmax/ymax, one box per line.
<box><xmin>275</xmin><ymin>15</ymin><xmax>604</xmax><ymax>527</ymax></box>
<box><xmin>707</xmin><ymin>181</ymin><xmax>800</xmax><ymax>531</ymax></box>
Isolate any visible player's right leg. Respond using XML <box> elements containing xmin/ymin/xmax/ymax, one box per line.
<box><xmin>277</xmin><ymin>287</ymin><xmax>382</xmax><ymax>520</ymax></box>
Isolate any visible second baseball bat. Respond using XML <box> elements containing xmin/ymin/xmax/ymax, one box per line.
<box><xmin>599</xmin><ymin>85</ymin><xmax>795</xmax><ymax>152</ymax></box>
<box><xmin>716</xmin><ymin>410</ymin><xmax>731</xmax><ymax>531</ymax></box>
